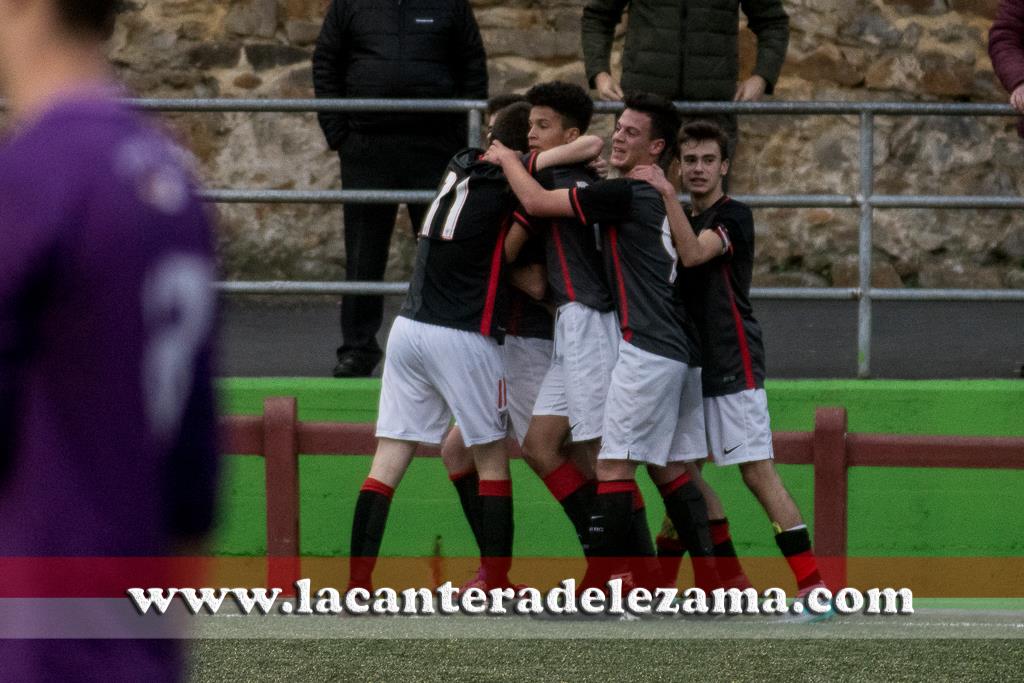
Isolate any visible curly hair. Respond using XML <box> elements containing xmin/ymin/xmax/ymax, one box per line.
<box><xmin>525</xmin><ymin>81</ymin><xmax>594</xmax><ymax>133</ymax></box>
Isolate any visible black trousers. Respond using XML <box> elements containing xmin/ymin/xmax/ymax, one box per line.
<box><xmin>337</xmin><ymin>131</ymin><xmax>459</xmax><ymax>357</ymax></box>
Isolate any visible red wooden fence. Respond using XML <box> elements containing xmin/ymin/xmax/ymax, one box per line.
<box><xmin>221</xmin><ymin>397</ymin><xmax>1024</xmax><ymax>587</ymax></box>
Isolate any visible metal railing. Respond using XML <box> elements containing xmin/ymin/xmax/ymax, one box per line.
<box><xmin>141</xmin><ymin>98</ymin><xmax>1024</xmax><ymax>377</ymax></box>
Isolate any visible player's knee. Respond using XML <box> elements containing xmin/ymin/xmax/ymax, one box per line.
<box><xmin>739</xmin><ymin>459</ymin><xmax>776</xmax><ymax>492</ymax></box>
<box><xmin>596</xmin><ymin>458</ymin><xmax>635</xmax><ymax>481</ymax></box>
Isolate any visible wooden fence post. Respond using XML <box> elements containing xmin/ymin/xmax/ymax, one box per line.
<box><xmin>812</xmin><ymin>406</ymin><xmax>848</xmax><ymax>588</ymax></box>
<box><xmin>263</xmin><ymin>397</ymin><xmax>300</xmax><ymax>592</ymax></box>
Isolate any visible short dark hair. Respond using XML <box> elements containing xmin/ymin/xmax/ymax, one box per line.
<box><xmin>486</xmin><ymin>94</ymin><xmax>528</xmax><ymax>120</ymax></box>
<box><xmin>525</xmin><ymin>81</ymin><xmax>594</xmax><ymax>133</ymax></box>
<box><xmin>678</xmin><ymin>120</ymin><xmax>731</xmax><ymax>161</ymax></box>
<box><xmin>54</xmin><ymin>0</ymin><xmax>121</xmax><ymax>39</ymax></box>
<box><xmin>489</xmin><ymin>101</ymin><xmax>531</xmax><ymax>152</ymax></box>
<box><xmin>622</xmin><ymin>92</ymin><xmax>682</xmax><ymax>168</ymax></box>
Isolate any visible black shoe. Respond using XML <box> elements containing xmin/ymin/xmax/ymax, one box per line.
<box><xmin>332</xmin><ymin>350</ymin><xmax>381</xmax><ymax>378</ymax></box>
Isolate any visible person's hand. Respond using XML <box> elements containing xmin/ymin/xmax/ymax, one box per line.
<box><xmin>734</xmin><ymin>75</ymin><xmax>768</xmax><ymax>102</ymax></box>
<box><xmin>1011</xmin><ymin>83</ymin><xmax>1024</xmax><ymax>114</ymax></box>
<box><xmin>628</xmin><ymin>164</ymin><xmax>674</xmax><ymax>196</ymax></box>
<box><xmin>483</xmin><ymin>139</ymin><xmax>517</xmax><ymax>166</ymax></box>
<box><xmin>588</xmin><ymin>156</ymin><xmax>610</xmax><ymax>179</ymax></box>
<box><xmin>595</xmin><ymin>72</ymin><xmax>624</xmax><ymax>101</ymax></box>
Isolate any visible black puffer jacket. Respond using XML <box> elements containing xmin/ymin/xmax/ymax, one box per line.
<box><xmin>582</xmin><ymin>0</ymin><xmax>789</xmax><ymax>102</ymax></box>
<box><xmin>312</xmin><ymin>0</ymin><xmax>488</xmax><ymax>149</ymax></box>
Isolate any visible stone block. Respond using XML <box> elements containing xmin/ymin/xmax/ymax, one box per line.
<box><xmin>188</xmin><ymin>43</ymin><xmax>242</xmax><ymax>69</ymax></box>
<box><xmin>285</xmin><ymin>19</ymin><xmax>322</xmax><ymax>45</ymax></box>
<box><xmin>245</xmin><ymin>44</ymin><xmax>311</xmax><ymax>71</ymax></box>
<box><xmin>226</xmin><ymin>0</ymin><xmax>279</xmax><ymax>38</ymax></box>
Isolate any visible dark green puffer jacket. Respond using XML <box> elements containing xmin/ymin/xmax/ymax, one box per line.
<box><xmin>581</xmin><ymin>0</ymin><xmax>789</xmax><ymax>101</ymax></box>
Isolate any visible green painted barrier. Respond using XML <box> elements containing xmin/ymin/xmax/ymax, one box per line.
<box><xmin>212</xmin><ymin>379</ymin><xmax>1024</xmax><ymax>558</ymax></box>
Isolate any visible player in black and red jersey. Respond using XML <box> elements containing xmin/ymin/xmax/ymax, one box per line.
<box><xmin>632</xmin><ymin>120</ymin><xmax>828</xmax><ymax>605</ymax></box>
<box><xmin>349</xmin><ymin>103</ymin><xmax>533</xmax><ymax>593</ymax></box>
<box><xmin>441</xmin><ymin>88</ymin><xmax>608</xmax><ymax>585</ymax></box>
<box><xmin>351</xmin><ymin>102</ymin><xmax>603</xmax><ymax>592</ymax></box>
<box><xmin>486</xmin><ymin>93</ymin><xmax>716</xmax><ymax>588</ymax></box>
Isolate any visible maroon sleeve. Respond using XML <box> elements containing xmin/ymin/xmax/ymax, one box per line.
<box><xmin>989</xmin><ymin>0</ymin><xmax>1024</xmax><ymax>93</ymax></box>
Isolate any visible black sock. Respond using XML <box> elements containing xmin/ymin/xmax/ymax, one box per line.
<box><xmin>775</xmin><ymin>525</ymin><xmax>823</xmax><ymax>592</ymax></box>
<box><xmin>479</xmin><ymin>479</ymin><xmax>514</xmax><ymax>586</ymax></box>
<box><xmin>541</xmin><ymin>461</ymin><xmax>596</xmax><ymax>552</ymax></box>
<box><xmin>580</xmin><ymin>481</ymin><xmax>635</xmax><ymax>588</ymax></box>
<box><xmin>349</xmin><ymin>478</ymin><xmax>394</xmax><ymax>588</ymax></box>
<box><xmin>450</xmin><ymin>469</ymin><xmax>484</xmax><ymax>552</ymax></box>
<box><xmin>710</xmin><ymin>518</ymin><xmax>753</xmax><ymax>589</ymax></box>
<box><xmin>659</xmin><ymin>474</ymin><xmax>716</xmax><ymax>590</ymax></box>
<box><xmin>626</xmin><ymin>497</ymin><xmax>662</xmax><ymax>590</ymax></box>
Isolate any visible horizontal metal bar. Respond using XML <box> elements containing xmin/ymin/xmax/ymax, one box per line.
<box><xmin>218</xmin><ymin>281</ymin><xmax>1024</xmax><ymax>301</ymax></box>
<box><xmin>870</xmin><ymin>288</ymin><xmax>1024</xmax><ymax>302</ymax></box>
<box><xmin>871</xmin><ymin>195</ymin><xmax>1024</xmax><ymax>209</ymax></box>
<box><xmin>129</xmin><ymin>98</ymin><xmax>1016</xmax><ymax>117</ymax></box>
<box><xmin>130</xmin><ymin>98</ymin><xmax>487</xmax><ymax>113</ymax></box>
<box><xmin>697</xmin><ymin>194</ymin><xmax>857</xmax><ymax>208</ymax></box>
<box><xmin>218</xmin><ymin>281</ymin><xmax>409</xmax><ymax>295</ymax></box>
<box><xmin>750</xmin><ymin>287</ymin><xmax>860</xmax><ymax>300</ymax></box>
<box><xmin>2</xmin><ymin>98</ymin><xmax>1016</xmax><ymax>116</ymax></box>
<box><xmin>203</xmin><ymin>189</ymin><xmax>1024</xmax><ymax>210</ymax></box>
<box><xmin>201</xmin><ymin>189</ymin><xmax>436</xmax><ymax>204</ymax></box>
<box><xmin>201</xmin><ymin>189</ymin><xmax>858</xmax><ymax>207</ymax></box>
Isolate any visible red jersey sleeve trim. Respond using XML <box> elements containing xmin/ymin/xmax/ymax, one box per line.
<box><xmin>570</xmin><ymin>187</ymin><xmax>588</xmax><ymax>225</ymax></box>
<box><xmin>713</xmin><ymin>225</ymin><xmax>733</xmax><ymax>257</ymax></box>
<box><xmin>721</xmin><ymin>263</ymin><xmax>755</xmax><ymax>390</ymax></box>
<box><xmin>480</xmin><ymin>216</ymin><xmax>511</xmax><ymax>336</ymax></box>
<box><xmin>527</xmin><ymin>151</ymin><xmax>540</xmax><ymax>175</ymax></box>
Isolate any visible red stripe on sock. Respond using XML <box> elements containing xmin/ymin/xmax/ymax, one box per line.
<box><xmin>785</xmin><ymin>550</ymin><xmax>821</xmax><ymax>588</ymax></box>
<box><xmin>632</xmin><ymin>489</ymin><xmax>645</xmax><ymax>512</ymax></box>
<box><xmin>657</xmin><ymin>473</ymin><xmax>691</xmax><ymax>498</ymax></box>
<box><xmin>596</xmin><ymin>480</ymin><xmax>637</xmax><ymax>496</ymax></box>
<box><xmin>542</xmin><ymin>461</ymin><xmax>588</xmax><ymax>502</ymax></box>
<box><xmin>478</xmin><ymin>479</ymin><xmax>512</xmax><ymax>497</ymax></box>
<box><xmin>710</xmin><ymin>519</ymin><xmax>731</xmax><ymax>546</ymax></box>
<box><xmin>360</xmin><ymin>477</ymin><xmax>394</xmax><ymax>499</ymax></box>
<box><xmin>448</xmin><ymin>468</ymin><xmax>475</xmax><ymax>482</ymax></box>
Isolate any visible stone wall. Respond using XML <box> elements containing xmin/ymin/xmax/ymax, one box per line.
<box><xmin>107</xmin><ymin>0</ymin><xmax>1023</xmax><ymax>288</ymax></box>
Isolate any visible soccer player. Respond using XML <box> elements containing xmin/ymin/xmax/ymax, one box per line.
<box><xmin>631</xmin><ymin>120</ymin><xmax>827</xmax><ymax>600</ymax></box>
<box><xmin>485</xmin><ymin>93</ymin><xmax>716</xmax><ymax>588</ymax></box>
<box><xmin>0</xmin><ymin>0</ymin><xmax>219</xmax><ymax>678</ymax></box>
<box><xmin>440</xmin><ymin>94</ymin><xmax>555</xmax><ymax>574</ymax></box>
<box><xmin>349</xmin><ymin>102</ymin><xmax>601</xmax><ymax>592</ymax></box>
<box><xmin>440</xmin><ymin>83</ymin><xmax>606</xmax><ymax>573</ymax></box>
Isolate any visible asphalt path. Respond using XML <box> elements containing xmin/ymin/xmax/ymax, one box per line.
<box><xmin>218</xmin><ymin>297</ymin><xmax>1024</xmax><ymax>379</ymax></box>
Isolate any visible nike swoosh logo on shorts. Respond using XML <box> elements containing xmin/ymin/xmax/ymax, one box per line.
<box><xmin>724</xmin><ymin>443</ymin><xmax>743</xmax><ymax>455</ymax></box>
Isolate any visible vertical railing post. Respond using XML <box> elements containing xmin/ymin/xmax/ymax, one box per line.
<box><xmin>263</xmin><ymin>396</ymin><xmax>300</xmax><ymax>591</ymax></box>
<box><xmin>812</xmin><ymin>406</ymin><xmax>849</xmax><ymax>588</ymax></box>
<box><xmin>856</xmin><ymin>110</ymin><xmax>875</xmax><ymax>378</ymax></box>
<box><xmin>468</xmin><ymin>107</ymin><xmax>482</xmax><ymax>148</ymax></box>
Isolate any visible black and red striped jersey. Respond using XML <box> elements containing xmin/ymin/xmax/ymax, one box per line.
<box><xmin>400</xmin><ymin>148</ymin><xmax>515</xmax><ymax>340</ymax></box>
<box><xmin>521</xmin><ymin>152</ymin><xmax>614</xmax><ymax>313</ymax></box>
<box><xmin>678</xmin><ymin>196</ymin><xmax>766</xmax><ymax>397</ymax></box>
<box><xmin>569</xmin><ymin>177</ymin><xmax>700</xmax><ymax>365</ymax></box>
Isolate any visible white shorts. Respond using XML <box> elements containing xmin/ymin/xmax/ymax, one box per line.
<box><xmin>598</xmin><ymin>341</ymin><xmax>706</xmax><ymax>467</ymax></box>
<box><xmin>704</xmin><ymin>388</ymin><xmax>774</xmax><ymax>466</ymax></box>
<box><xmin>503</xmin><ymin>335</ymin><xmax>553</xmax><ymax>445</ymax></box>
<box><xmin>376</xmin><ymin>317</ymin><xmax>507</xmax><ymax>447</ymax></box>
<box><xmin>532</xmin><ymin>303</ymin><xmax>619</xmax><ymax>442</ymax></box>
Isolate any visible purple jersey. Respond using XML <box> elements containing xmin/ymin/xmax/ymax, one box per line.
<box><xmin>0</xmin><ymin>92</ymin><xmax>218</xmax><ymax>679</ymax></box>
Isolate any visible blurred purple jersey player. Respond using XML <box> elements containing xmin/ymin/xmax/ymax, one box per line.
<box><xmin>0</xmin><ymin>0</ymin><xmax>219</xmax><ymax>679</ymax></box>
